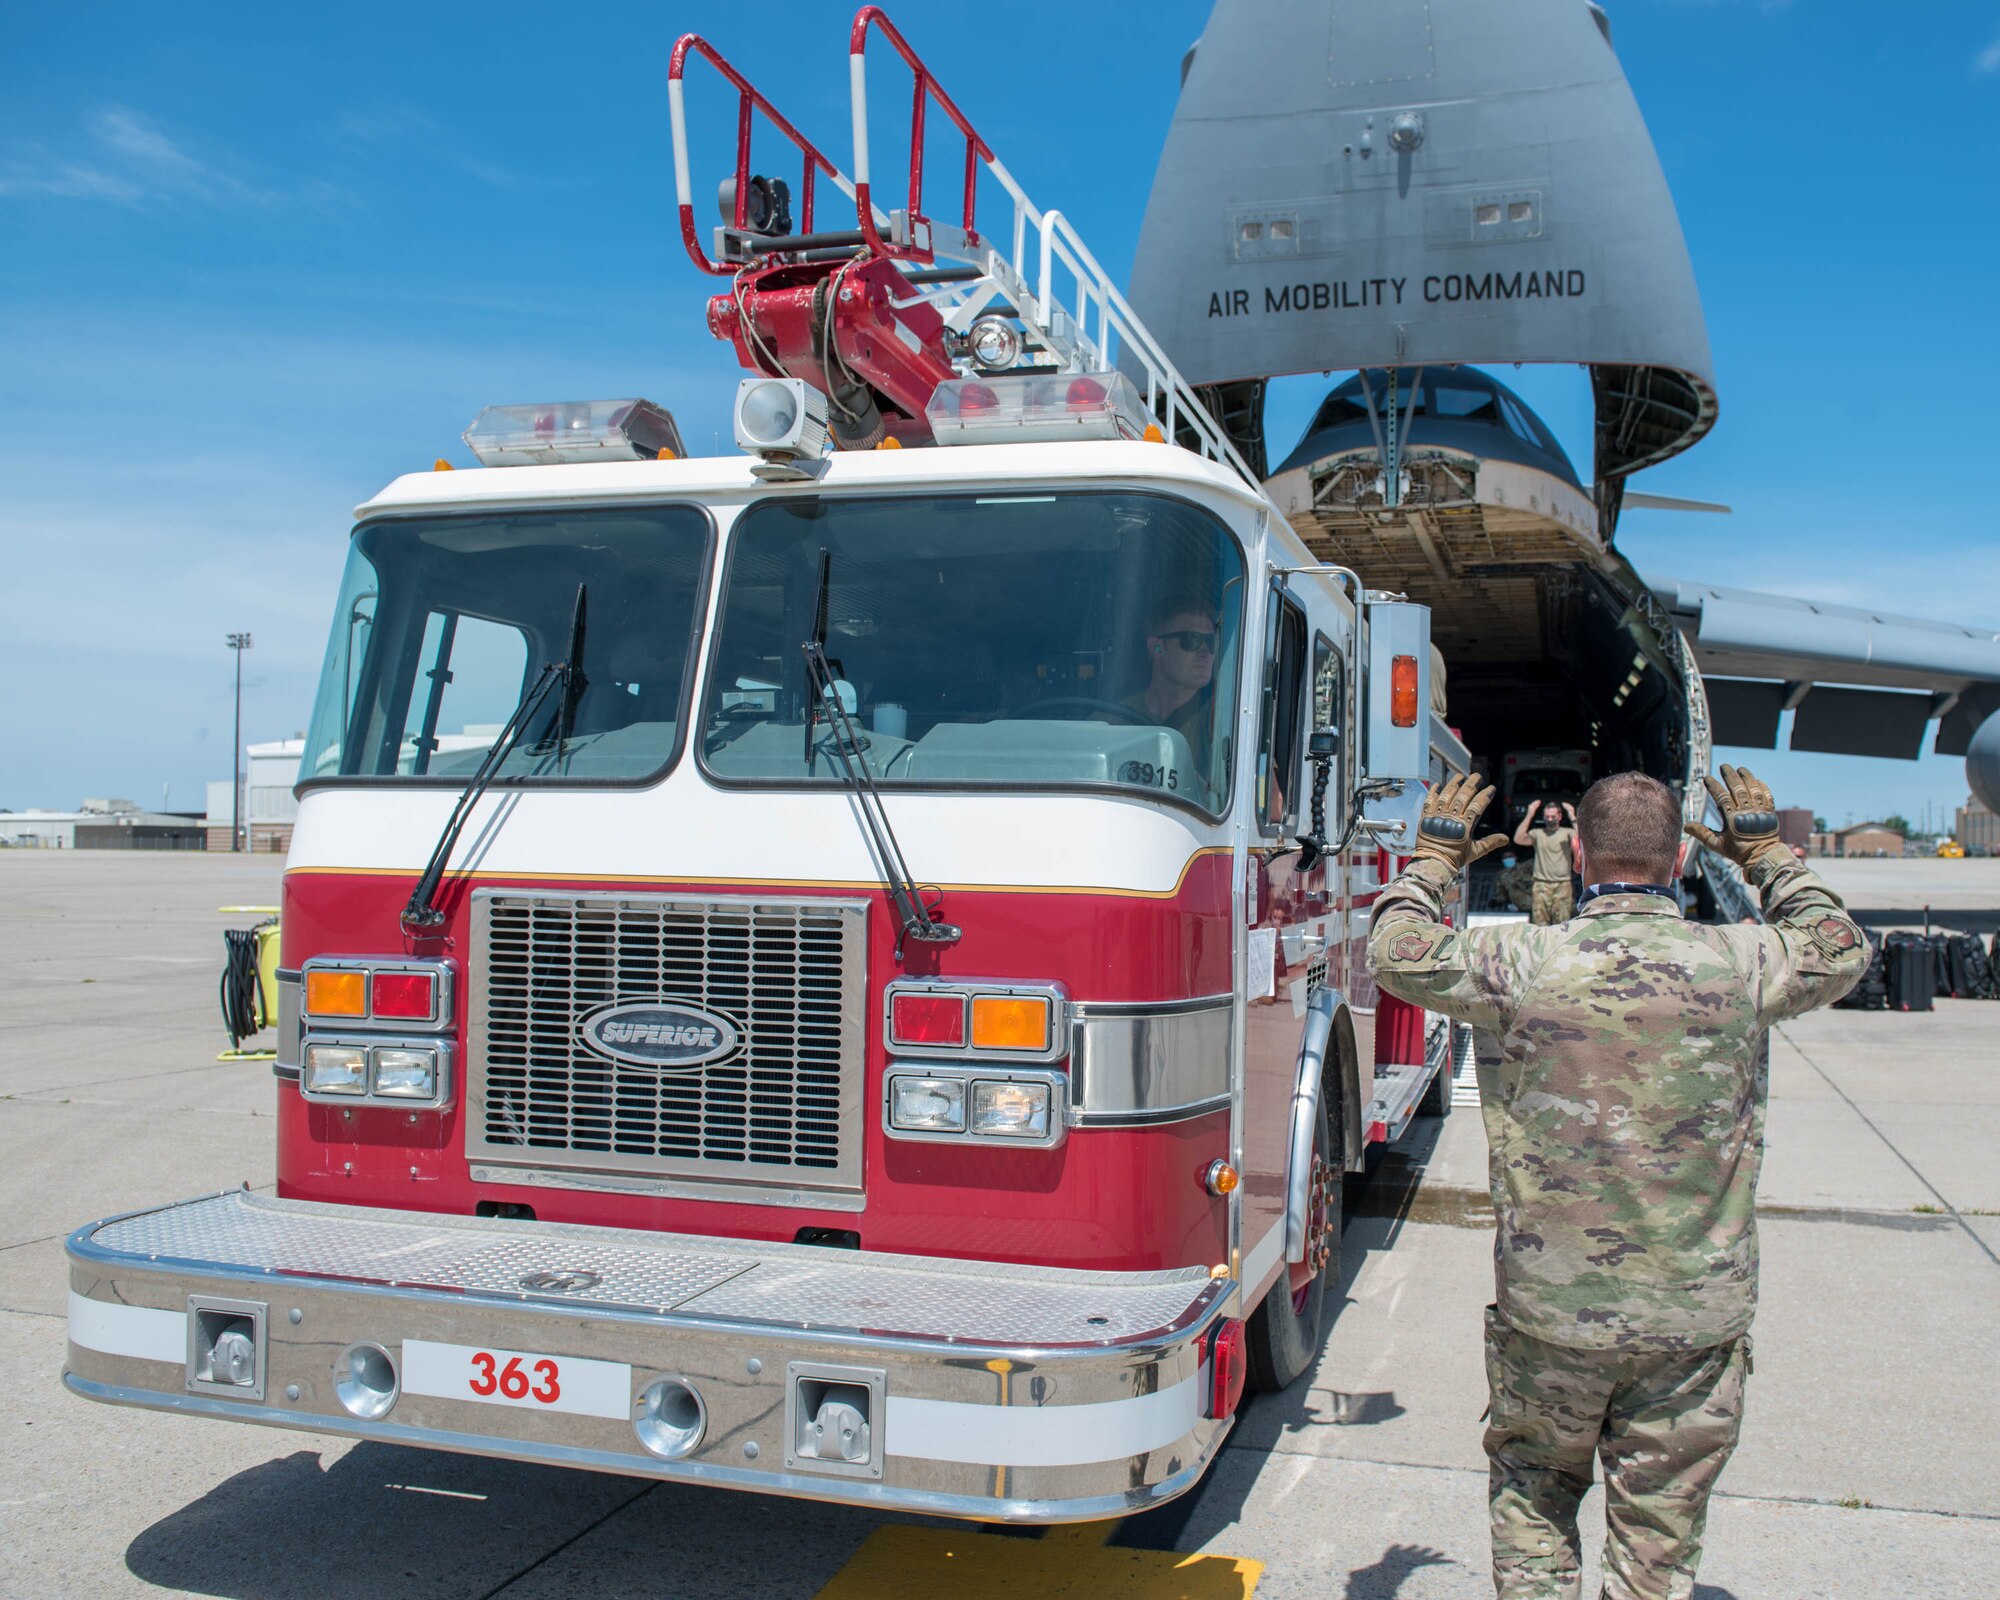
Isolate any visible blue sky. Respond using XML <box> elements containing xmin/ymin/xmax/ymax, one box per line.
<box><xmin>2</xmin><ymin>0</ymin><xmax>1996</xmax><ymax>829</ymax></box>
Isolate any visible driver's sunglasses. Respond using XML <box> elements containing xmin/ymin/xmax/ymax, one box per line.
<box><xmin>1160</xmin><ymin>630</ymin><xmax>1218</xmax><ymax>655</ymax></box>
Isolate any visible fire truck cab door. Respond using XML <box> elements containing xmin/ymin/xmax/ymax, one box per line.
<box><xmin>1240</xmin><ymin>581</ymin><xmax>1344</xmax><ymax>1288</ymax></box>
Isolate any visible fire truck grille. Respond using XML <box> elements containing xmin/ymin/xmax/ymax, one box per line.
<box><xmin>466</xmin><ymin>890</ymin><xmax>868</xmax><ymax>1194</ymax></box>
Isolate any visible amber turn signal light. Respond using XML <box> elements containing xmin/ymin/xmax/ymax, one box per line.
<box><xmin>970</xmin><ymin>995</ymin><xmax>1050</xmax><ymax>1051</ymax></box>
<box><xmin>304</xmin><ymin>969</ymin><xmax>367</xmax><ymax>1018</ymax></box>
<box><xmin>1204</xmin><ymin>1159</ymin><xmax>1240</xmax><ymax>1196</ymax></box>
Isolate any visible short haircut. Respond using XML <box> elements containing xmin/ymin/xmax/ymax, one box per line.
<box><xmin>1578</xmin><ymin>771</ymin><xmax>1682</xmax><ymax>882</ymax></box>
<box><xmin>1148</xmin><ymin>594</ymin><xmax>1217</xmax><ymax>633</ymax></box>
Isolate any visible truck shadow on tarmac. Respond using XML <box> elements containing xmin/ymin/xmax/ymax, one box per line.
<box><xmin>1107</xmin><ymin>1204</ymin><xmax>1420</xmax><ymax>1586</ymax></box>
<box><xmin>122</xmin><ymin>1445</ymin><xmax>645</xmax><ymax>1599</ymax></box>
<box><xmin>127</xmin><ymin>1445</ymin><xmax>978</xmax><ymax>1598</ymax></box>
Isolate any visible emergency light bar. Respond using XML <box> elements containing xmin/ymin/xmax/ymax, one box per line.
<box><xmin>925</xmin><ymin>372</ymin><xmax>1161</xmax><ymax>448</ymax></box>
<box><xmin>462</xmin><ymin>400</ymin><xmax>684</xmax><ymax>467</ymax></box>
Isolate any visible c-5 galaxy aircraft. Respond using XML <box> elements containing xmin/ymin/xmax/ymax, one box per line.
<box><xmin>1129</xmin><ymin>0</ymin><xmax>2000</xmax><ymax>899</ymax></box>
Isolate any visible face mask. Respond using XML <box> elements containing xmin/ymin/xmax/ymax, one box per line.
<box><xmin>1502</xmin><ymin>855</ymin><xmax>1517</xmax><ymax>869</ymax></box>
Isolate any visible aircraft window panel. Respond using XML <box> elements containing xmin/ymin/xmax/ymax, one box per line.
<box><xmin>1310</xmin><ymin>392</ymin><xmax>1370</xmax><ymax>432</ymax></box>
<box><xmin>1496</xmin><ymin>392</ymin><xmax>1541</xmax><ymax>445</ymax></box>
<box><xmin>1431</xmin><ymin>381</ymin><xmax>1499</xmax><ymax>422</ymax></box>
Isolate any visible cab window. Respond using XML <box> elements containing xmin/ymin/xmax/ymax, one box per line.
<box><xmin>1257</xmin><ymin>591</ymin><xmax>1307</xmax><ymax>833</ymax></box>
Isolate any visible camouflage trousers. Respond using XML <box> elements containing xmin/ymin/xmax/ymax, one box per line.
<box><xmin>1530</xmin><ymin>879</ymin><xmax>1573</xmax><ymax>924</ymax></box>
<box><xmin>1483</xmin><ymin>1307</ymin><xmax>1750</xmax><ymax>1600</ymax></box>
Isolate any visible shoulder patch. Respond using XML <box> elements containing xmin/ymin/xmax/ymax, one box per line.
<box><xmin>1814</xmin><ymin>917</ymin><xmax>1859</xmax><ymax>953</ymax></box>
<box><xmin>1387</xmin><ymin>931</ymin><xmax>1437</xmax><ymax>963</ymax></box>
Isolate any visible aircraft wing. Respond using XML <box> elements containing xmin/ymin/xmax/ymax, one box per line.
<box><xmin>1649</xmin><ymin>575</ymin><xmax>2000</xmax><ymax>809</ymax></box>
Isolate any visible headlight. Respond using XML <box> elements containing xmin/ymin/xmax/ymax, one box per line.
<box><xmin>970</xmin><ymin>1079</ymin><xmax>1051</xmax><ymax>1139</ymax></box>
<box><xmin>888</xmin><ymin>1076</ymin><xmax>966</xmax><ymax>1133</ymax></box>
<box><xmin>303</xmin><ymin>1044</ymin><xmax>367</xmax><ymax>1096</ymax></box>
<box><xmin>371</xmin><ymin>1046</ymin><xmax>439</xmax><ymax>1100</ymax></box>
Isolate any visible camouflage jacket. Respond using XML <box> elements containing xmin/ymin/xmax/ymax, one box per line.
<box><xmin>1368</xmin><ymin>855</ymin><xmax>1867</xmax><ymax>1351</ymax></box>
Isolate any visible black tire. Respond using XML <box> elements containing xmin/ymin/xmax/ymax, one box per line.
<box><xmin>1418</xmin><ymin>1020</ymin><xmax>1455</xmax><ymax>1118</ymax></box>
<box><xmin>1246</xmin><ymin>1073</ymin><xmax>1341</xmax><ymax>1392</ymax></box>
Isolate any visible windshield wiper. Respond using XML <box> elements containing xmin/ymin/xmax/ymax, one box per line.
<box><xmin>402</xmin><ymin>584</ymin><xmax>587</xmax><ymax>934</ymax></box>
<box><xmin>803</xmin><ymin>549</ymin><xmax>835</xmax><ymax>776</ymax></box>
<box><xmin>800</xmin><ymin>550</ymin><xmax>960</xmax><ymax>961</ymax></box>
<box><xmin>551</xmin><ymin>583</ymin><xmax>588</xmax><ymax>757</ymax></box>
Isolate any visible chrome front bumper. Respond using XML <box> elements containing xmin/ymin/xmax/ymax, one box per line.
<box><xmin>66</xmin><ymin>1190</ymin><xmax>1233</xmax><ymax>1522</ymax></box>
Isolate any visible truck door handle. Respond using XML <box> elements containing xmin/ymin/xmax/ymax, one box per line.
<box><xmin>1281</xmin><ymin>925</ymin><xmax>1327</xmax><ymax>964</ymax></box>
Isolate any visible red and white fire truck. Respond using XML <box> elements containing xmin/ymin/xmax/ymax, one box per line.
<box><xmin>65</xmin><ymin>9</ymin><xmax>1465</xmax><ymax>1522</ymax></box>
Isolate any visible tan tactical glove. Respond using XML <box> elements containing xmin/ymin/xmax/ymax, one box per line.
<box><xmin>1412</xmin><ymin>772</ymin><xmax>1510</xmax><ymax>876</ymax></box>
<box><xmin>1684</xmin><ymin>763</ymin><xmax>1789</xmax><ymax>870</ymax></box>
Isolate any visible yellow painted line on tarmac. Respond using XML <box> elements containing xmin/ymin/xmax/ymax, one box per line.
<box><xmin>812</xmin><ymin>1522</ymin><xmax>1262</xmax><ymax>1600</ymax></box>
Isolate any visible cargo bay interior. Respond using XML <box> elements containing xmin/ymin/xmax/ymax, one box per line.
<box><xmin>1262</xmin><ymin>367</ymin><xmax>1695</xmax><ymax>883</ymax></box>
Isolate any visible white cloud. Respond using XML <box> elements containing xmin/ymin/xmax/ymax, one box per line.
<box><xmin>0</xmin><ymin>105</ymin><xmax>330</xmax><ymax>209</ymax></box>
<box><xmin>91</xmin><ymin>108</ymin><xmax>206</xmax><ymax>177</ymax></box>
<box><xmin>1976</xmin><ymin>34</ymin><xmax>2000</xmax><ymax>73</ymax></box>
<box><xmin>0</xmin><ymin>159</ymin><xmax>140</xmax><ymax>201</ymax></box>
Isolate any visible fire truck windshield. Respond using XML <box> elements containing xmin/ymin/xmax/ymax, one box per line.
<box><xmin>302</xmin><ymin>506</ymin><xmax>710</xmax><ymax>783</ymax></box>
<box><xmin>701</xmin><ymin>490</ymin><xmax>1245</xmax><ymax>816</ymax></box>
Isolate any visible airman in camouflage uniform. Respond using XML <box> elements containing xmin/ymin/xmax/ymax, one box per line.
<box><xmin>1368</xmin><ymin>766</ymin><xmax>1866</xmax><ymax>1600</ymax></box>
<box><xmin>1513</xmin><ymin>800</ymin><xmax>1579</xmax><ymax>924</ymax></box>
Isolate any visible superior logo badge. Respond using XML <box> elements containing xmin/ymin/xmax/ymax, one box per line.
<box><xmin>578</xmin><ymin>1000</ymin><xmax>740</xmax><ymax>1070</ymax></box>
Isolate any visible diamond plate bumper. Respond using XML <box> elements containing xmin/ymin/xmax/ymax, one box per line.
<box><xmin>66</xmin><ymin>1189</ymin><xmax>1234</xmax><ymax>1522</ymax></box>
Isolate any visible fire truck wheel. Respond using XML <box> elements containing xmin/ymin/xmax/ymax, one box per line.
<box><xmin>1246</xmin><ymin>1087</ymin><xmax>1338</xmax><ymax>1392</ymax></box>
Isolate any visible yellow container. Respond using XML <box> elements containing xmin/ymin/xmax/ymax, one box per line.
<box><xmin>254</xmin><ymin>921</ymin><xmax>283</xmax><ymax>1031</ymax></box>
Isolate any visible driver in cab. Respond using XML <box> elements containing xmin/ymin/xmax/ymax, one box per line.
<box><xmin>1124</xmin><ymin>598</ymin><xmax>1218</xmax><ymax>753</ymax></box>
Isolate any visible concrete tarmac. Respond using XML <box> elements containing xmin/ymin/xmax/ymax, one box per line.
<box><xmin>3</xmin><ymin>852</ymin><xmax>1996</xmax><ymax>1597</ymax></box>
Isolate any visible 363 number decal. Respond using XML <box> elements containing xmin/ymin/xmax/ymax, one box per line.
<box><xmin>468</xmin><ymin>1350</ymin><xmax>560</xmax><ymax>1403</ymax></box>
<box><xmin>402</xmin><ymin>1339</ymin><xmax>628</xmax><ymax>1418</ymax></box>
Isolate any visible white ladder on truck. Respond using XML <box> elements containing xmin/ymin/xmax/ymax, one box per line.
<box><xmin>843</xmin><ymin>8</ymin><xmax>1262</xmax><ymax>488</ymax></box>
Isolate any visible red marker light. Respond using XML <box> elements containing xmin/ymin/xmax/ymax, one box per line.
<box><xmin>371</xmin><ymin>970</ymin><xmax>437</xmax><ymax>1021</ymax></box>
<box><xmin>1390</xmin><ymin>654</ymin><xmax>1420</xmax><ymax>728</ymax></box>
<box><xmin>1208</xmin><ymin>1318</ymin><xmax>1248</xmax><ymax>1419</ymax></box>
<box><xmin>890</xmin><ymin>991</ymin><xmax>967</xmax><ymax>1047</ymax></box>
<box><xmin>1065</xmin><ymin>377</ymin><xmax>1105</xmax><ymax>411</ymax></box>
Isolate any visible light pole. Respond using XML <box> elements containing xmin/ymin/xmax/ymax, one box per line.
<box><xmin>227</xmin><ymin>632</ymin><xmax>252</xmax><ymax>851</ymax></box>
